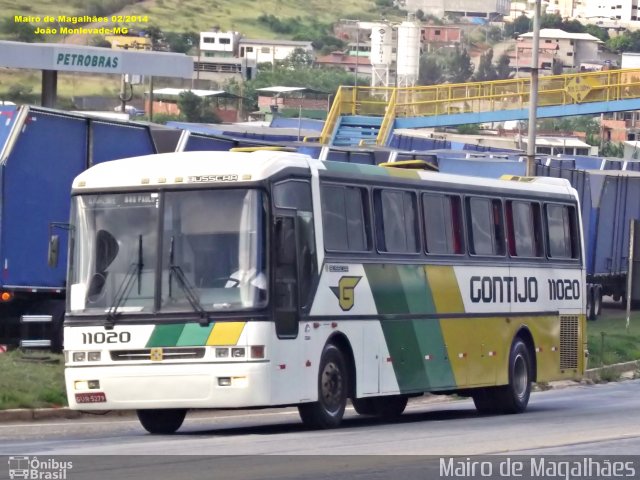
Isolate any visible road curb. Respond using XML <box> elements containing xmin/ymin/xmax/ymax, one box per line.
<box><xmin>584</xmin><ymin>359</ymin><xmax>640</xmax><ymax>381</ymax></box>
<box><xmin>1</xmin><ymin>361</ymin><xmax>638</xmax><ymax>423</ymax></box>
<box><xmin>0</xmin><ymin>408</ymin><xmax>134</xmax><ymax>423</ymax></box>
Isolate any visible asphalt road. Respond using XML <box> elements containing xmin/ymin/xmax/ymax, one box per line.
<box><xmin>0</xmin><ymin>380</ymin><xmax>639</xmax><ymax>479</ymax></box>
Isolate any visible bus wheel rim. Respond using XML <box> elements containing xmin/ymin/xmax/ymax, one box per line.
<box><xmin>321</xmin><ymin>361</ymin><xmax>343</xmax><ymax>411</ymax></box>
<box><xmin>513</xmin><ymin>353</ymin><xmax>528</xmax><ymax>399</ymax></box>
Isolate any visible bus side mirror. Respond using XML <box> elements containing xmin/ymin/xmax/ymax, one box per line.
<box><xmin>48</xmin><ymin>234</ymin><xmax>60</xmax><ymax>268</ymax></box>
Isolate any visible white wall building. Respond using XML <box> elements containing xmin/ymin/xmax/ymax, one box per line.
<box><xmin>199</xmin><ymin>30</ymin><xmax>241</xmax><ymax>58</ymax></box>
<box><xmin>402</xmin><ymin>0</ymin><xmax>510</xmax><ymax>18</ymax></box>
<box><xmin>238</xmin><ymin>39</ymin><xmax>313</xmax><ymax>65</ymax></box>
<box><xmin>579</xmin><ymin>0</ymin><xmax>639</xmax><ymax>22</ymax></box>
<box><xmin>519</xmin><ymin>29</ymin><xmax>602</xmax><ymax>69</ymax></box>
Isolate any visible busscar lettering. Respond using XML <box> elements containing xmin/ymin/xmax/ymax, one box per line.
<box><xmin>470</xmin><ymin>276</ymin><xmax>538</xmax><ymax>303</ymax></box>
<box><xmin>189</xmin><ymin>174</ymin><xmax>239</xmax><ymax>183</ymax></box>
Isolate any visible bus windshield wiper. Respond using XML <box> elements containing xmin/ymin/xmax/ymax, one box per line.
<box><xmin>168</xmin><ymin>236</ymin><xmax>210</xmax><ymax>326</ymax></box>
<box><xmin>105</xmin><ymin>235</ymin><xmax>143</xmax><ymax>329</ymax></box>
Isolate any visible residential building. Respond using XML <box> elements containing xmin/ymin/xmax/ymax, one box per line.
<box><xmin>238</xmin><ymin>39</ymin><xmax>313</xmax><ymax>65</ymax></box>
<box><xmin>421</xmin><ymin>25</ymin><xmax>462</xmax><ymax>47</ymax></box>
<box><xmin>105</xmin><ymin>35</ymin><xmax>152</xmax><ymax>51</ymax></box>
<box><xmin>580</xmin><ymin>0</ymin><xmax>639</xmax><ymax>22</ymax></box>
<box><xmin>315</xmin><ymin>51</ymin><xmax>372</xmax><ymax>76</ymax></box>
<box><xmin>519</xmin><ymin>29</ymin><xmax>602</xmax><ymax>69</ymax></box>
<box><xmin>402</xmin><ymin>0</ymin><xmax>510</xmax><ymax>19</ymax></box>
<box><xmin>199</xmin><ymin>29</ymin><xmax>241</xmax><ymax>58</ymax></box>
<box><xmin>192</xmin><ymin>56</ymin><xmax>257</xmax><ymax>82</ymax></box>
<box><xmin>509</xmin><ymin>37</ymin><xmax>561</xmax><ymax>72</ymax></box>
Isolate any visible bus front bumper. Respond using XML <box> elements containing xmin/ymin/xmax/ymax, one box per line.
<box><xmin>65</xmin><ymin>361</ymin><xmax>272</xmax><ymax>410</ymax></box>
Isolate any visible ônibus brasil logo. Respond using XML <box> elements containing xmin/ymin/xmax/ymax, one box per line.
<box><xmin>8</xmin><ymin>456</ymin><xmax>73</xmax><ymax>479</ymax></box>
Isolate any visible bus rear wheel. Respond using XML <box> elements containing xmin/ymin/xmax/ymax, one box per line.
<box><xmin>298</xmin><ymin>344</ymin><xmax>348</xmax><ymax>429</ymax></box>
<box><xmin>472</xmin><ymin>338</ymin><xmax>532</xmax><ymax>414</ymax></box>
<box><xmin>137</xmin><ymin>408</ymin><xmax>187</xmax><ymax>434</ymax></box>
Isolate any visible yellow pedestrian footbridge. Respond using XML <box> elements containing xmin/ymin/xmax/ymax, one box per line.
<box><xmin>320</xmin><ymin>68</ymin><xmax>640</xmax><ymax>147</ymax></box>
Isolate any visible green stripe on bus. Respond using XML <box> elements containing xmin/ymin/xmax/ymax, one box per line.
<box><xmin>413</xmin><ymin>319</ymin><xmax>457</xmax><ymax>389</ymax></box>
<box><xmin>176</xmin><ymin>323</ymin><xmax>215</xmax><ymax>346</ymax></box>
<box><xmin>364</xmin><ymin>264</ymin><xmax>410</xmax><ymax>314</ymax></box>
<box><xmin>396</xmin><ymin>265</ymin><xmax>435</xmax><ymax>314</ymax></box>
<box><xmin>146</xmin><ymin>324</ymin><xmax>185</xmax><ymax>348</ymax></box>
<box><xmin>380</xmin><ymin>319</ymin><xmax>429</xmax><ymax>392</ymax></box>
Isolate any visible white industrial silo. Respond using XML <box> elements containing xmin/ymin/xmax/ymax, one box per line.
<box><xmin>370</xmin><ymin>22</ymin><xmax>393</xmax><ymax>87</ymax></box>
<box><xmin>396</xmin><ymin>19</ymin><xmax>421</xmax><ymax>87</ymax></box>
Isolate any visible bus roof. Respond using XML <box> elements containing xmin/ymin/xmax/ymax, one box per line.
<box><xmin>72</xmin><ymin>150</ymin><xmax>576</xmax><ymax>198</ymax></box>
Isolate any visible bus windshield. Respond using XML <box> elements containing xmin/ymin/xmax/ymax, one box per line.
<box><xmin>67</xmin><ymin>189</ymin><xmax>267</xmax><ymax>317</ymax></box>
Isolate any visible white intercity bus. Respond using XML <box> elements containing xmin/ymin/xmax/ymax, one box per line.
<box><xmin>58</xmin><ymin>150</ymin><xmax>587</xmax><ymax>433</ymax></box>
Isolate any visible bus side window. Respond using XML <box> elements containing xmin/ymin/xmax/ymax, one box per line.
<box><xmin>468</xmin><ymin>197</ymin><xmax>505</xmax><ymax>256</ymax></box>
<box><xmin>507</xmin><ymin>201</ymin><xmax>543</xmax><ymax>258</ymax></box>
<box><xmin>422</xmin><ymin>193</ymin><xmax>463</xmax><ymax>254</ymax></box>
<box><xmin>546</xmin><ymin>204</ymin><xmax>579</xmax><ymax>259</ymax></box>
<box><xmin>374</xmin><ymin>189</ymin><xmax>419</xmax><ymax>254</ymax></box>
<box><xmin>321</xmin><ymin>185</ymin><xmax>369</xmax><ymax>252</ymax></box>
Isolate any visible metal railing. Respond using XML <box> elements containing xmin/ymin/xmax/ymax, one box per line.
<box><xmin>319</xmin><ymin>69</ymin><xmax>640</xmax><ymax>146</ymax></box>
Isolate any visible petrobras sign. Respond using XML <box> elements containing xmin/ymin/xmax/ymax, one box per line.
<box><xmin>53</xmin><ymin>48</ymin><xmax>121</xmax><ymax>73</ymax></box>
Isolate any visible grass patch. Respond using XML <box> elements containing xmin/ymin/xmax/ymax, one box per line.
<box><xmin>0</xmin><ymin>350</ymin><xmax>66</xmax><ymax>410</ymax></box>
<box><xmin>587</xmin><ymin>311</ymin><xmax>640</xmax><ymax>368</ymax></box>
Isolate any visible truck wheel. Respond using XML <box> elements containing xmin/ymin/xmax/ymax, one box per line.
<box><xmin>298</xmin><ymin>343</ymin><xmax>348</xmax><ymax>429</ymax></box>
<box><xmin>587</xmin><ymin>285</ymin><xmax>596</xmax><ymax>321</ymax></box>
<box><xmin>594</xmin><ymin>285</ymin><xmax>602</xmax><ymax>318</ymax></box>
<box><xmin>137</xmin><ymin>409</ymin><xmax>187</xmax><ymax>434</ymax></box>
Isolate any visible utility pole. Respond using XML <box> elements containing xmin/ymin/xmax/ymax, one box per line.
<box><xmin>526</xmin><ymin>0</ymin><xmax>541</xmax><ymax>176</ymax></box>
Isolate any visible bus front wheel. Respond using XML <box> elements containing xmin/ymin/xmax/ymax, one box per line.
<box><xmin>298</xmin><ymin>344</ymin><xmax>348</xmax><ymax>429</ymax></box>
<box><xmin>352</xmin><ymin>396</ymin><xmax>408</xmax><ymax>419</ymax></box>
<box><xmin>137</xmin><ymin>408</ymin><xmax>187</xmax><ymax>434</ymax></box>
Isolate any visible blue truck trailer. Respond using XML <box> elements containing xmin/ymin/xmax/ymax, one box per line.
<box><xmin>0</xmin><ymin>106</ymin><xmax>159</xmax><ymax>350</ymax></box>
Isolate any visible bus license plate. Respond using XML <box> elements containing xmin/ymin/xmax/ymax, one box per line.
<box><xmin>75</xmin><ymin>392</ymin><xmax>107</xmax><ymax>403</ymax></box>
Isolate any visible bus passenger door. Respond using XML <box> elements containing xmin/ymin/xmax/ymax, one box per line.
<box><xmin>274</xmin><ymin>215</ymin><xmax>299</xmax><ymax>339</ymax></box>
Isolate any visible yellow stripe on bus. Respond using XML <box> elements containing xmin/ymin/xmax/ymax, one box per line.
<box><xmin>206</xmin><ymin>322</ymin><xmax>246</xmax><ymax>346</ymax></box>
<box><xmin>424</xmin><ymin>265</ymin><xmax>464</xmax><ymax>313</ymax></box>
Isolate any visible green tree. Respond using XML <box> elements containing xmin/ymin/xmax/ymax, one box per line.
<box><xmin>473</xmin><ymin>49</ymin><xmax>496</xmax><ymax>81</ymax></box>
<box><xmin>443</xmin><ymin>47</ymin><xmax>474</xmax><ymax>83</ymax></box>
<box><xmin>495</xmin><ymin>53</ymin><xmax>511</xmax><ymax>80</ymax></box>
<box><xmin>1</xmin><ymin>18</ymin><xmax>38</xmax><ymax>42</ymax></box>
<box><xmin>584</xmin><ymin>24</ymin><xmax>609</xmax><ymax>42</ymax></box>
<box><xmin>505</xmin><ymin>14</ymin><xmax>531</xmax><ymax>37</ymax></box>
<box><xmin>540</xmin><ymin>13</ymin><xmax>563</xmax><ymax>29</ymax></box>
<box><xmin>601</xmin><ymin>142</ymin><xmax>624</xmax><ymax>158</ymax></box>
<box><xmin>164</xmin><ymin>31</ymin><xmax>198</xmax><ymax>54</ymax></box>
<box><xmin>418</xmin><ymin>55</ymin><xmax>444</xmax><ymax>85</ymax></box>
<box><xmin>282</xmin><ymin>48</ymin><xmax>315</xmax><ymax>68</ymax></box>
<box><xmin>177</xmin><ymin>91</ymin><xmax>221</xmax><ymax>123</ymax></box>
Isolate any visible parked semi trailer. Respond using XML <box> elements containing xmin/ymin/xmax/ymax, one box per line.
<box><xmin>0</xmin><ymin>106</ymin><xmax>160</xmax><ymax>350</ymax></box>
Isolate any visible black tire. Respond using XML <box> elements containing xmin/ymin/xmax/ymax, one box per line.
<box><xmin>594</xmin><ymin>285</ymin><xmax>602</xmax><ymax>318</ymax></box>
<box><xmin>472</xmin><ymin>339</ymin><xmax>532</xmax><ymax>414</ymax></box>
<box><xmin>371</xmin><ymin>395</ymin><xmax>408</xmax><ymax>419</ymax></box>
<box><xmin>352</xmin><ymin>397</ymin><xmax>376</xmax><ymax>416</ymax></box>
<box><xmin>472</xmin><ymin>387</ymin><xmax>499</xmax><ymax>414</ymax></box>
<box><xmin>298</xmin><ymin>344</ymin><xmax>348</xmax><ymax>429</ymax></box>
<box><xmin>352</xmin><ymin>395</ymin><xmax>408</xmax><ymax>419</ymax></box>
<box><xmin>137</xmin><ymin>409</ymin><xmax>187</xmax><ymax>434</ymax></box>
<box><xmin>587</xmin><ymin>285</ymin><xmax>596</xmax><ymax>321</ymax></box>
